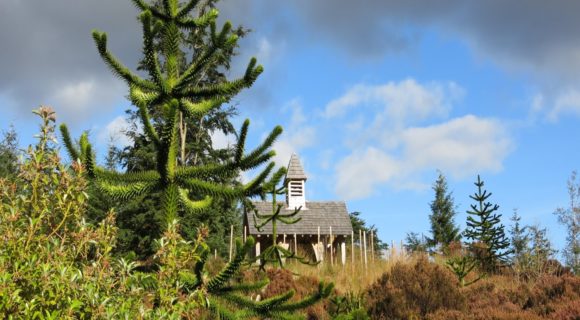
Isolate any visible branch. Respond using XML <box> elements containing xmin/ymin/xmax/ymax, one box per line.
<box><xmin>92</xmin><ymin>30</ymin><xmax>156</xmax><ymax>90</ymax></box>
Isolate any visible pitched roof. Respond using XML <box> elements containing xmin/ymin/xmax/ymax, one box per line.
<box><xmin>285</xmin><ymin>153</ymin><xmax>307</xmax><ymax>181</ymax></box>
<box><xmin>245</xmin><ymin>201</ymin><xmax>353</xmax><ymax>235</ymax></box>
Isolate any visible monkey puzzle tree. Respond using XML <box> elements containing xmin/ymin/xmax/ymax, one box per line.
<box><xmin>250</xmin><ymin>166</ymin><xmax>316</xmax><ymax>270</ymax></box>
<box><xmin>60</xmin><ymin>0</ymin><xmax>279</xmax><ymax>230</ymax></box>
<box><xmin>59</xmin><ymin>1</ymin><xmax>334</xmax><ymax>317</ymax></box>
<box><xmin>464</xmin><ymin>175</ymin><xmax>511</xmax><ymax>272</ymax></box>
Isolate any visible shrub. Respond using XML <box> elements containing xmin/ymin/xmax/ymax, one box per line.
<box><xmin>365</xmin><ymin>256</ymin><xmax>464</xmax><ymax>319</ymax></box>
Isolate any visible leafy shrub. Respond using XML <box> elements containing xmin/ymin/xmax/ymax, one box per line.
<box><xmin>365</xmin><ymin>256</ymin><xmax>464</xmax><ymax>319</ymax></box>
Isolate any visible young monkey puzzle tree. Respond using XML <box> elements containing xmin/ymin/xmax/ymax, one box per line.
<box><xmin>60</xmin><ymin>0</ymin><xmax>279</xmax><ymax>229</ymax></box>
<box><xmin>464</xmin><ymin>175</ymin><xmax>511</xmax><ymax>273</ymax></box>
<box><xmin>251</xmin><ymin>167</ymin><xmax>317</xmax><ymax>270</ymax></box>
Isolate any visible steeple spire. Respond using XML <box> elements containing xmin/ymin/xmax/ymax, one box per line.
<box><xmin>285</xmin><ymin>153</ymin><xmax>307</xmax><ymax>209</ymax></box>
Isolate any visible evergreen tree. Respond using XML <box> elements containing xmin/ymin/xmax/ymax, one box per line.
<box><xmin>60</xmin><ymin>0</ymin><xmax>278</xmax><ymax>243</ymax></box>
<box><xmin>350</xmin><ymin>211</ymin><xmax>389</xmax><ymax>256</ymax></box>
<box><xmin>58</xmin><ymin>0</ymin><xmax>334</xmax><ymax>317</ymax></box>
<box><xmin>554</xmin><ymin>171</ymin><xmax>580</xmax><ymax>274</ymax></box>
<box><xmin>427</xmin><ymin>172</ymin><xmax>461</xmax><ymax>251</ymax></box>
<box><xmin>509</xmin><ymin>209</ymin><xmax>530</xmax><ymax>268</ymax></box>
<box><xmin>98</xmin><ymin>0</ymin><xmax>246</xmax><ymax>258</ymax></box>
<box><xmin>0</xmin><ymin>125</ymin><xmax>19</xmax><ymax>179</ymax></box>
<box><xmin>464</xmin><ymin>175</ymin><xmax>511</xmax><ymax>272</ymax></box>
<box><xmin>404</xmin><ymin>232</ymin><xmax>428</xmax><ymax>253</ymax></box>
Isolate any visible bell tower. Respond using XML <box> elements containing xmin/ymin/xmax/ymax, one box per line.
<box><xmin>285</xmin><ymin>153</ymin><xmax>307</xmax><ymax>209</ymax></box>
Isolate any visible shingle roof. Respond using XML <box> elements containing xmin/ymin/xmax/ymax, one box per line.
<box><xmin>246</xmin><ymin>201</ymin><xmax>353</xmax><ymax>235</ymax></box>
<box><xmin>285</xmin><ymin>153</ymin><xmax>307</xmax><ymax>181</ymax></box>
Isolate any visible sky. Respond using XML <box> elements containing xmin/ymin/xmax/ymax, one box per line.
<box><xmin>1</xmin><ymin>0</ymin><xmax>580</xmax><ymax>257</ymax></box>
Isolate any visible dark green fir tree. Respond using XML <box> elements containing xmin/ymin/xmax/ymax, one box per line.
<box><xmin>427</xmin><ymin>171</ymin><xmax>461</xmax><ymax>252</ymax></box>
<box><xmin>464</xmin><ymin>175</ymin><xmax>511</xmax><ymax>272</ymax></box>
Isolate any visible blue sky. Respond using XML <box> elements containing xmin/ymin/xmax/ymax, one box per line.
<box><xmin>1</xmin><ymin>1</ymin><xmax>580</xmax><ymax>256</ymax></box>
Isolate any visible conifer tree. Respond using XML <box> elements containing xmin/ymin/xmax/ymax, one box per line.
<box><xmin>464</xmin><ymin>175</ymin><xmax>511</xmax><ymax>272</ymax></box>
<box><xmin>60</xmin><ymin>0</ymin><xmax>280</xmax><ymax>233</ymax></box>
<box><xmin>427</xmin><ymin>172</ymin><xmax>461</xmax><ymax>252</ymax></box>
<box><xmin>554</xmin><ymin>171</ymin><xmax>580</xmax><ymax>274</ymax></box>
<box><xmin>96</xmin><ymin>0</ymin><xmax>247</xmax><ymax>258</ymax></box>
<box><xmin>509</xmin><ymin>209</ymin><xmax>530</xmax><ymax>268</ymax></box>
<box><xmin>58</xmin><ymin>1</ymin><xmax>334</xmax><ymax>317</ymax></box>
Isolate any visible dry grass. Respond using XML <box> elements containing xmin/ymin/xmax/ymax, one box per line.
<box><xmin>286</xmin><ymin>245</ymin><xmax>415</xmax><ymax>294</ymax></box>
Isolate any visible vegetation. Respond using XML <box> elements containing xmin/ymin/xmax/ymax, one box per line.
<box><xmin>1</xmin><ymin>0</ymin><xmax>578</xmax><ymax>318</ymax></box>
<box><xmin>104</xmin><ymin>0</ymin><xmax>247</xmax><ymax>259</ymax></box>
<box><xmin>464</xmin><ymin>175</ymin><xmax>511</xmax><ymax>273</ymax></box>
<box><xmin>427</xmin><ymin>172</ymin><xmax>461</xmax><ymax>252</ymax></box>
<box><xmin>554</xmin><ymin>171</ymin><xmax>580</xmax><ymax>274</ymax></box>
<box><xmin>0</xmin><ymin>125</ymin><xmax>19</xmax><ymax>179</ymax></box>
<box><xmin>349</xmin><ymin>211</ymin><xmax>389</xmax><ymax>255</ymax></box>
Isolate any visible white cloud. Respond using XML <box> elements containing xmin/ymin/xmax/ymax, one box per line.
<box><xmin>334</xmin><ymin>115</ymin><xmax>512</xmax><ymax>199</ymax></box>
<box><xmin>401</xmin><ymin>115</ymin><xmax>512</xmax><ymax>178</ymax></box>
<box><xmin>548</xmin><ymin>89</ymin><xmax>580</xmax><ymax>122</ymax></box>
<box><xmin>324</xmin><ymin>79</ymin><xmax>463</xmax><ymax>127</ymax></box>
<box><xmin>324</xmin><ymin>79</ymin><xmax>512</xmax><ymax>200</ymax></box>
<box><xmin>97</xmin><ymin>115</ymin><xmax>132</xmax><ymax>148</ymax></box>
<box><xmin>335</xmin><ymin>147</ymin><xmax>400</xmax><ymax>199</ymax></box>
<box><xmin>272</xmin><ymin>99</ymin><xmax>316</xmax><ymax>168</ymax></box>
<box><xmin>211</xmin><ymin>130</ymin><xmax>235</xmax><ymax>150</ymax></box>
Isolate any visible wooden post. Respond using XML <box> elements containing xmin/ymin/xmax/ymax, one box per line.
<box><xmin>229</xmin><ymin>225</ymin><xmax>234</xmax><ymax>262</ymax></box>
<box><xmin>351</xmin><ymin>230</ymin><xmax>354</xmax><ymax>272</ymax></box>
<box><xmin>370</xmin><ymin>231</ymin><xmax>375</xmax><ymax>262</ymax></box>
<box><xmin>283</xmin><ymin>233</ymin><xmax>286</xmax><ymax>245</ymax></box>
<box><xmin>341</xmin><ymin>242</ymin><xmax>346</xmax><ymax>266</ymax></box>
<box><xmin>294</xmin><ymin>233</ymin><xmax>297</xmax><ymax>254</ymax></box>
<box><xmin>317</xmin><ymin>226</ymin><xmax>323</xmax><ymax>263</ymax></box>
<box><xmin>244</xmin><ymin>226</ymin><xmax>247</xmax><ymax>242</ymax></box>
<box><xmin>363</xmin><ymin>231</ymin><xmax>368</xmax><ymax>269</ymax></box>
<box><xmin>330</xmin><ymin>226</ymin><xmax>333</xmax><ymax>267</ymax></box>
<box><xmin>214</xmin><ymin>248</ymin><xmax>217</xmax><ymax>259</ymax></box>
<box><xmin>359</xmin><ymin>229</ymin><xmax>363</xmax><ymax>265</ymax></box>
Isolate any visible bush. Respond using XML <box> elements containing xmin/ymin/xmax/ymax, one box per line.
<box><xmin>365</xmin><ymin>256</ymin><xmax>464</xmax><ymax>319</ymax></box>
<box><xmin>0</xmin><ymin>108</ymin><xmax>205</xmax><ymax>318</ymax></box>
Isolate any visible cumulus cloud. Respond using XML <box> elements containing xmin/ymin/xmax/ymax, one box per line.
<box><xmin>335</xmin><ymin>115</ymin><xmax>512</xmax><ymax>199</ymax></box>
<box><xmin>97</xmin><ymin>115</ymin><xmax>133</xmax><ymax>148</ymax></box>
<box><xmin>400</xmin><ymin>115</ymin><xmax>512</xmax><ymax>178</ymax></box>
<box><xmin>336</xmin><ymin>147</ymin><xmax>400</xmax><ymax>199</ymax></box>
<box><xmin>0</xmin><ymin>0</ymin><xmax>140</xmax><ymax>122</ymax></box>
<box><xmin>327</xmin><ymin>80</ymin><xmax>512</xmax><ymax>200</ymax></box>
<box><xmin>271</xmin><ymin>99</ymin><xmax>316</xmax><ymax>168</ymax></box>
<box><xmin>324</xmin><ymin>79</ymin><xmax>462</xmax><ymax>125</ymax></box>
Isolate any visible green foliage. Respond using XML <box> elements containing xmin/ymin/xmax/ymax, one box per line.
<box><xmin>553</xmin><ymin>171</ymin><xmax>580</xmax><ymax>274</ymax></box>
<box><xmin>0</xmin><ymin>109</ymin><xmax>206</xmax><ymax>318</ymax></box>
<box><xmin>446</xmin><ymin>255</ymin><xmax>485</xmax><ymax>287</ymax></box>
<box><xmin>330</xmin><ymin>291</ymin><xmax>370</xmax><ymax>319</ymax></box>
<box><xmin>464</xmin><ymin>175</ymin><xmax>511</xmax><ymax>273</ymax></box>
<box><xmin>404</xmin><ymin>231</ymin><xmax>428</xmax><ymax>254</ymax></box>
<box><xmin>428</xmin><ymin>171</ymin><xmax>461</xmax><ymax>252</ymax></box>
<box><xmin>0</xmin><ymin>124</ymin><xmax>19</xmax><ymax>179</ymax></box>
<box><xmin>60</xmin><ymin>0</ymin><xmax>280</xmax><ymax>240</ymax></box>
<box><xmin>349</xmin><ymin>211</ymin><xmax>389</xmax><ymax>255</ymax></box>
<box><xmin>103</xmin><ymin>0</ymin><xmax>247</xmax><ymax>258</ymax></box>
